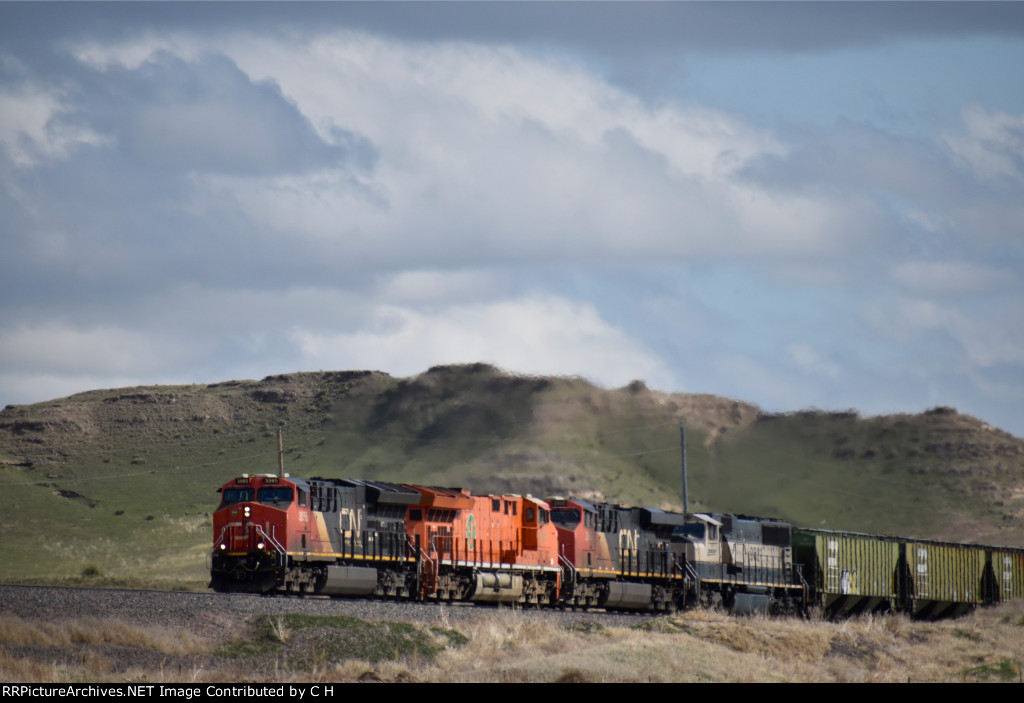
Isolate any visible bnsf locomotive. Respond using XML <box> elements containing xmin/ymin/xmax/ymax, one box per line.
<box><xmin>211</xmin><ymin>473</ymin><xmax>1024</xmax><ymax>618</ymax></box>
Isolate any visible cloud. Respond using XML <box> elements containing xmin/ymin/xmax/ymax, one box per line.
<box><xmin>943</xmin><ymin>105</ymin><xmax>1024</xmax><ymax>185</ymax></box>
<box><xmin>890</xmin><ymin>261</ymin><xmax>1018</xmax><ymax>296</ymax></box>
<box><xmin>741</xmin><ymin>114</ymin><xmax>1024</xmax><ymax>245</ymax></box>
<box><xmin>12</xmin><ymin>27</ymin><xmax>995</xmax><ymax>296</ymax></box>
<box><xmin>10</xmin><ymin>3</ymin><xmax>1024</xmax><ymax>61</ymax></box>
<box><xmin>101</xmin><ymin>52</ymin><xmax>369</xmax><ymax>176</ymax></box>
<box><xmin>207</xmin><ymin>31</ymin><xmax>870</xmax><ymax>261</ymax></box>
<box><xmin>879</xmin><ymin>297</ymin><xmax>1024</xmax><ymax>369</ymax></box>
<box><xmin>377</xmin><ymin>269</ymin><xmax>506</xmax><ymax>305</ymax></box>
<box><xmin>0</xmin><ymin>323</ymin><xmax>188</xmax><ymax>375</ymax></box>
<box><xmin>787</xmin><ymin>343</ymin><xmax>841</xmax><ymax>380</ymax></box>
<box><xmin>0</xmin><ymin>86</ymin><xmax>107</xmax><ymax>166</ymax></box>
<box><xmin>290</xmin><ymin>295</ymin><xmax>675</xmax><ymax>390</ymax></box>
<box><xmin>0</xmin><ymin>50</ymin><xmax>379</xmax><ymax>300</ymax></box>
<box><xmin>72</xmin><ymin>36</ymin><xmax>195</xmax><ymax>72</ymax></box>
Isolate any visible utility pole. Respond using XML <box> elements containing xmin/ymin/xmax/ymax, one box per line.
<box><xmin>680</xmin><ymin>423</ymin><xmax>688</xmax><ymax>515</ymax></box>
<box><xmin>277</xmin><ymin>426</ymin><xmax>285</xmax><ymax>477</ymax></box>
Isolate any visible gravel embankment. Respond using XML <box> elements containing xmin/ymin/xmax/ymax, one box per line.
<box><xmin>0</xmin><ymin>584</ymin><xmax>648</xmax><ymax>638</ymax></box>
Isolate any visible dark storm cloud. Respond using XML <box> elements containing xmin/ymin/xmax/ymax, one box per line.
<box><xmin>0</xmin><ymin>47</ymin><xmax>378</xmax><ymax>314</ymax></box>
<box><xmin>4</xmin><ymin>2</ymin><xmax>1023</xmax><ymax>57</ymax></box>
<box><xmin>79</xmin><ymin>52</ymin><xmax>367</xmax><ymax>176</ymax></box>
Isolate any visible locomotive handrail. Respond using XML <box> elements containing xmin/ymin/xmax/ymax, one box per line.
<box><xmin>212</xmin><ymin>525</ymin><xmax>230</xmax><ymax>553</ymax></box>
<box><xmin>254</xmin><ymin>524</ymin><xmax>286</xmax><ymax>555</ymax></box>
<box><xmin>794</xmin><ymin>563</ymin><xmax>811</xmax><ymax>604</ymax></box>
<box><xmin>683</xmin><ymin>558</ymin><xmax>700</xmax><ymax>605</ymax></box>
<box><xmin>420</xmin><ymin>534</ymin><xmax>440</xmax><ymax>596</ymax></box>
<box><xmin>422</xmin><ymin>550</ymin><xmax>438</xmax><ymax>592</ymax></box>
<box><xmin>405</xmin><ymin>533</ymin><xmax>427</xmax><ymax>599</ymax></box>
<box><xmin>557</xmin><ymin>544</ymin><xmax>577</xmax><ymax>587</ymax></box>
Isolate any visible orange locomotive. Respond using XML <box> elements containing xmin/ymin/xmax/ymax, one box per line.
<box><xmin>404</xmin><ymin>486</ymin><xmax>561</xmax><ymax>603</ymax></box>
<box><xmin>210</xmin><ymin>474</ymin><xmax>562</xmax><ymax>604</ymax></box>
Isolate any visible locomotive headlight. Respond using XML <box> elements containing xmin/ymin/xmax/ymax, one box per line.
<box><xmin>219</xmin><ymin>543</ymin><xmax>227</xmax><ymax>550</ymax></box>
<box><xmin>256</xmin><ymin>541</ymin><xmax>265</xmax><ymax>550</ymax></box>
<box><xmin>244</xmin><ymin>506</ymin><xmax>251</xmax><ymax>517</ymax></box>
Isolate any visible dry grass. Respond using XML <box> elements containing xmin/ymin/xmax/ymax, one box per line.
<box><xmin>406</xmin><ymin>602</ymin><xmax>1024</xmax><ymax>683</ymax></box>
<box><xmin>0</xmin><ymin>615</ymin><xmax>208</xmax><ymax>655</ymax></box>
<box><xmin>0</xmin><ymin>614</ymin><xmax>213</xmax><ymax>683</ymax></box>
<box><xmin>3</xmin><ymin>602</ymin><xmax>1024</xmax><ymax>683</ymax></box>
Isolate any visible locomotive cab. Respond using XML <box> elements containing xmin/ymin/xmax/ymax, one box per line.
<box><xmin>674</xmin><ymin>513</ymin><xmax>803</xmax><ymax>614</ymax></box>
<box><xmin>549</xmin><ymin>498</ymin><xmax>617</xmax><ymax>576</ymax></box>
<box><xmin>675</xmin><ymin>513</ymin><xmax>722</xmax><ymax>565</ymax></box>
<box><xmin>210</xmin><ymin>474</ymin><xmax>307</xmax><ymax>593</ymax></box>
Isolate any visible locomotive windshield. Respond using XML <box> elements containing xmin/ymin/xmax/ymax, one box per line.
<box><xmin>675</xmin><ymin>523</ymin><xmax>706</xmax><ymax>540</ymax></box>
<box><xmin>219</xmin><ymin>487</ymin><xmax>254</xmax><ymax>506</ymax></box>
<box><xmin>258</xmin><ymin>486</ymin><xmax>294</xmax><ymax>505</ymax></box>
<box><xmin>550</xmin><ymin>508</ymin><xmax>580</xmax><ymax>528</ymax></box>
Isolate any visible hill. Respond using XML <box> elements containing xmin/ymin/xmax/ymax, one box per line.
<box><xmin>1</xmin><ymin>363</ymin><xmax>1022</xmax><ymax>586</ymax></box>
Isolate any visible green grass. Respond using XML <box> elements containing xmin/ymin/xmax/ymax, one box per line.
<box><xmin>962</xmin><ymin>659</ymin><xmax>1020</xmax><ymax>682</ymax></box>
<box><xmin>564</xmin><ymin>621</ymin><xmax>605</xmax><ymax>635</ymax></box>
<box><xmin>691</xmin><ymin>410</ymin><xmax>1001</xmax><ymax>538</ymax></box>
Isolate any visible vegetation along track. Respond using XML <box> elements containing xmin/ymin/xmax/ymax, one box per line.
<box><xmin>0</xmin><ymin>584</ymin><xmax>651</xmax><ymax>634</ymax></box>
<box><xmin>5</xmin><ymin>584</ymin><xmax>1024</xmax><ymax>683</ymax></box>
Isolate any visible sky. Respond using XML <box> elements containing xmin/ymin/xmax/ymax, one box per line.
<box><xmin>1</xmin><ymin>2</ymin><xmax>1023</xmax><ymax>437</ymax></box>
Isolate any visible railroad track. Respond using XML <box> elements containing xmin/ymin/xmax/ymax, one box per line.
<box><xmin>0</xmin><ymin>583</ymin><xmax>650</xmax><ymax>637</ymax></box>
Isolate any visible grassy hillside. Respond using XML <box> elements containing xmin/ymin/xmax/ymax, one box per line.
<box><xmin>1</xmin><ymin>363</ymin><xmax>1022</xmax><ymax>586</ymax></box>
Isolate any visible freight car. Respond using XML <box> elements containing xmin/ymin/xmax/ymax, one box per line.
<box><xmin>792</xmin><ymin>528</ymin><xmax>1024</xmax><ymax>619</ymax></box>
<box><xmin>210</xmin><ymin>473</ymin><xmax>1024</xmax><ymax>618</ymax></box>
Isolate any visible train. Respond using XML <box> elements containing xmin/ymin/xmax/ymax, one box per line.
<box><xmin>210</xmin><ymin>473</ymin><xmax>1024</xmax><ymax>619</ymax></box>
